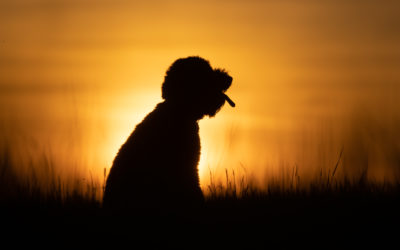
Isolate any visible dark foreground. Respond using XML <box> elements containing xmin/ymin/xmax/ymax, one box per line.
<box><xmin>1</xmin><ymin>187</ymin><xmax>399</xmax><ymax>247</ymax></box>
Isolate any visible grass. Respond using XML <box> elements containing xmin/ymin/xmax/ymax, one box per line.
<box><xmin>1</xmin><ymin>147</ymin><xmax>399</xmax><ymax>244</ymax></box>
<box><xmin>0</xmin><ymin>148</ymin><xmax>102</xmax><ymax>217</ymax></box>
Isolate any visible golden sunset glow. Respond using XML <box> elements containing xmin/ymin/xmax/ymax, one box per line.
<box><xmin>1</xmin><ymin>0</ymin><xmax>400</xmax><ymax>194</ymax></box>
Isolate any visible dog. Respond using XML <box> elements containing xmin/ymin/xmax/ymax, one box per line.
<box><xmin>103</xmin><ymin>56</ymin><xmax>234</xmax><ymax>215</ymax></box>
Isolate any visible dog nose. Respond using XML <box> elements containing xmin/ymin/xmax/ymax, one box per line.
<box><xmin>228</xmin><ymin>76</ymin><xmax>233</xmax><ymax>84</ymax></box>
<box><xmin>223</xmin><ymin>93</ymin><xmax>235</xmax><ymax>107</ymax></box>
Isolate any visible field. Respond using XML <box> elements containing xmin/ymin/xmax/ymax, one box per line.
<box><xmin>1</xmin><ymin>149</ymin><xmax>399</xmax><ymax>246</ymax></box>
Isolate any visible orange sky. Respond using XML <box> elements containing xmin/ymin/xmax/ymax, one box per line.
<box><xmin>1</xmin><ymin>0</ymin><xmax>400</xmax><ymax>188</ymax></box>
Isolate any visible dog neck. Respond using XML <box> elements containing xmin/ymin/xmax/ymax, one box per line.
<box><xmin>160</xmin><ymin>101</ymin><xmax>204</xmax><ymax>122</ymax></box>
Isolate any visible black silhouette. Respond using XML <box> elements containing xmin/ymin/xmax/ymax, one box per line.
<box><xmin>103</xmin><ymin>56</ymin><xmax>234</xmax><ymax>215</ymax></box>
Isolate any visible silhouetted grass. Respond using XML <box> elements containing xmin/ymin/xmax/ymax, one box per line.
<box><xmin>0</xmin><ymin>147</ymin><xmax>101</xmax><ymax>215</ymax></box>
<box><xmin>1</xmin><ymin>147</ymin><xmax>399</xmax><ymax>244</ymax></box>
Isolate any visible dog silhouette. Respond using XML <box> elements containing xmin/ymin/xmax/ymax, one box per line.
<box><xmin>103</xmin><ymin>56</ymin><xmax>234</xmax><ymax>214</ymax></box>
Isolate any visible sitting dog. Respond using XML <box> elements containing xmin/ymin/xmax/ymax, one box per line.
<box><xmin>103</xmin><ymin>56</ymin><xmax>234</xmax><ymax>214</ymax></box>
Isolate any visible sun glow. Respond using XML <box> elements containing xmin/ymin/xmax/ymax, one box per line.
<box><xmin>1</xmin><ymin>0</ymin><xmax>400</xmax><ymax>191</ymax></box>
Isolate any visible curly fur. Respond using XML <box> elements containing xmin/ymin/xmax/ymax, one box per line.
<box><xmin>103</xmin><ymin>56</ymin><xmax>233</xmax><ymax>214</ymax></box>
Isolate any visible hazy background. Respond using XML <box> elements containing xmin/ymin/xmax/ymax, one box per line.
<box><xmin>1</xmin><ymin>0</ymin><xmax>400</xmax><ymax>191</ymax></box>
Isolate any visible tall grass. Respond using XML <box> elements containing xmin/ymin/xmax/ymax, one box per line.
<box><xmin>0</xmin><ymin>146</ymin><xmax>102</xmax><ymax>211</ymax></box>
<box><xmin>206</xmin><ymin>160</ymin><xmax>399</xmax><ymax>203</ymax></box>
<box><xmin>1</xmin><ymin>144</ymin><xmax>399</xmax><ymax>214</ymax></box>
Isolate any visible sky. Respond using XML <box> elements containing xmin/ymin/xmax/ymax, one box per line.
<box><xmin>1</xmin><ymin>0</ymin><xmax>400</xmax><ymax>189</ymax></box>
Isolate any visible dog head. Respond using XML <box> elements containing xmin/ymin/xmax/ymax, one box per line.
<box><xmin>162</xmin><ymin>56</ymin><xmax>234</xmax><ymax>119</ymax></box>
